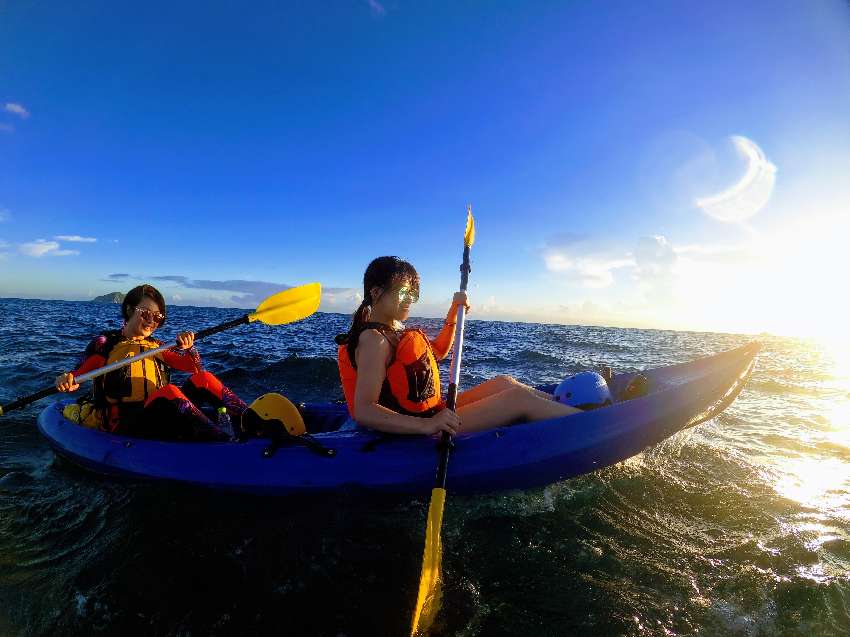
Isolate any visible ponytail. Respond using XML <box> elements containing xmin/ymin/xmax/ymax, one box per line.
<box><xmin>351</xmin><ymin>298</ymin><xmax>371</xmax><ymax>335</ymax></box>
<box><xmin>335</xmin><ymin>298</ymin><xmax>372</xmax><ymax>367</ymax></box>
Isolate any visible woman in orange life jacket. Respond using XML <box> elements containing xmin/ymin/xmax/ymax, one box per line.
<box><xmin>54</xmin><ymin>284</ymin><xmax>247</xmax><ymax>441</ymax></box>
<box><xmin>336</xmin><ymin>257</ymin><xmax>582</xmax><ymax>435</ymax></box>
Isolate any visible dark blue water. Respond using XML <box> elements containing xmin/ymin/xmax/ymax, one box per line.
<box><xmin>1</xmin><ymin>298</ymin><xmax>848</xmax><ymax>635</ymax></box>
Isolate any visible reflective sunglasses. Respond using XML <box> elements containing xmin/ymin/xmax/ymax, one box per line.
<box><xmin>134</xmin><ymin>306</ymin><xmax>165</xmax><ymax>325</ymax></box>
<box><xmin>395</xmin><ymin>285</ymin><xmax>419</xmax><ymax>304</ymax></box>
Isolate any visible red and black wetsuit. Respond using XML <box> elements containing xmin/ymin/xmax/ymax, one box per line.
<box><xmin>73</xmin><ymin>330</ymin><xmax>247</xmax><ymax>440</ymax></box>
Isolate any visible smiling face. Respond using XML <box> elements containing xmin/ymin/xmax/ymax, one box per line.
<box><xmin>371</xmin><ymin>276</ymin><xmax>419</xmax><ymax>323</ymax></box>
<box><xmin>124</xmin><ymin>295</ymin><xmax>164</xmax><ymax>338</ymax></box>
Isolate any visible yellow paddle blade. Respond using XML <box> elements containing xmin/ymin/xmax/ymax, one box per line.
<box><xmin>247</xmin><ymin>282</ymin><xmax>321</xmax><ymax>326</ymax></box>
<box><xmin>411</xmin><ymin>487</ymin><xmax>446</xmax><ymax>636</ymax></box>
<box><xmin>464</xmin><ymin>205</ymin><xmax>475</xmax><ymax>247</ymax></box>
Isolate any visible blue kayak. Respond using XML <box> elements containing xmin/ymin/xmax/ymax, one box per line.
<box><xmin>37</xmin><ymin>342</ymin><xmax>760</xmax><ymax>495</ymax></box>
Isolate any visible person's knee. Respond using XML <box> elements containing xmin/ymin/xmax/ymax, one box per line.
<box><xmin>495</xmin><ymin>374</ymin><xmax>519</xmax><ymax>388</ymax></box>
<box><xmin>186</xmin><ymin>371</ymin><xmax>223</xmax><ymax>395</ymax></box>
<box><xmin>145</xmin><ymin>383</ymin><xmax>184</xmax><ymax>407</ymax></box>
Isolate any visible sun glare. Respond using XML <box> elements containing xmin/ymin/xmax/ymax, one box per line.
<box><xmin>671</xmin><ymin>213</ymin><xmax>850</xmax><ymax>339</ymax></box>
<box><xmin>772</xmin><ymin>457</ymin><xmax>850</xmax><ymax>511</ymax></box>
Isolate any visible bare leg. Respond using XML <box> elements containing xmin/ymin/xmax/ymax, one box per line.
<box><xmin>457</xmin><ymin>386</ymin><xmax>582</xmax><ymax>433</ymax></box>
<box><xmin>457</xmin><ymin>375</ymin><xmax>553</xmax><ymax>408</ymax></box>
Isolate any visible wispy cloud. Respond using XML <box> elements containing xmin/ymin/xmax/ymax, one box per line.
<box><xmin>546</xmin><ymin>254</ymin><xmax>632</xmax><ymax>288</ymax></box>
<box><xmin>150</xmin><ymin>276</ymin><xmax>290</xmax><ymax>307</ymax></box>
<box><xmin>4</xmin><ymin>103</ymin><xmax>30</xmax><ymax>119</ymax></box>
<box><xmin>634</xmin><ymin>235</ymin><xmax>676</xmax><ymax>276</ymax></box>
<box><xmin>0</xmin><ymin>123</ymin><xmax>13</xmax><ymax>134</ymax></box>
<box><xmin>545</xmin><ymin>232</ymin><xmax>589</xmax><ymax>250</ymax></box>
<box><xmin>543</xmin><ymin>235</ymin><xmax>632</xmax><ymax>288</ymax></box>
<box><xmin>150</xmin><ymin>275</ymin><xmax>190</xmax><ymax>284</ymax></box>
<box><xmin>19</xmin><ymin>239</ymin><xmax>80</xmax><ymax>257</ymax></box>
<box><xmin>99</xmin><ymin>272</ymin><xmax>131</xmax><ymax>283</ymax></box>
<box><xmin>146</xmin><ymin>274</ymin><xmax>358</xmax><ymax>310</ymax></box>
<box><xmin>321</xmin><ymin>287</ymin><xmax>361</xmax><ymax>312</ymax></box>
<box><xmin>54</xmin><ymin>235</ymin><xmax>97</xmax><ymax>243</ymax></box>
<box><xmin>632</xmin><ymin>235</ymin><xmax>677</xmax><ymax>304</ymax></box>
<box><xmin>367</xmin><ymin>0</ymin><xmax>386</xmax><ymax>16</ymax></box>
<box><xmin>674</xmin><ymin>243</ymin><xmax>757</xmax><ymax>264</ymax></box>
<box><xmin>542</xmin><ymin>233</ymin><xmax>697</xmax><ymax>307</ymax></box>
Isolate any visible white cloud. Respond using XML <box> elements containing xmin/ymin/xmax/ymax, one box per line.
<box><xmin>54</xmin><ymin>235</ymin><xmax>97</xmax><ymax>243</ymax></box>
<box><xmin>367</xmin><ymin>0</ymin><xmax>386</xmax><ymax>16</ymax></box>
<box><xmin>634</xmin><ymin>235</ymin><xmax>676</xmax><ymax>276</ymax></box>
<box><xmin>632</xmin><ymin>235</ymin><xmax>677</xmax><ymax>304</ymax></box>
<box><xmin>4</xmin><ymin>103</ymin><xmax>30</xmax><ymax>119</ymax></box>
<box><xmin>544</xmin><ymin>252</ymin><xmax>572</xmax><ymax>272</ymax></box>
<box><xmin>696</xmin><ymin>136</ymin><xmax>776</xmax><ymax>223</ymax></box>
<box><xmin>674</xmin><ymin>243</ymin><xmax>757</xmax><ymax>264</ymax></box>
<box><xmin>545</xmin><ymin>234</ymin><xmax>756</xmax><ymax>304</ymax></box>
<box><xmin>19</xmin><ymin>239</ymin><xmax>79</xmax><ymax>257</ymax></box>
<box><xmin>543</xmin><ymin>243</ymin><xmax>632</xmax><ymax>289</ymax></box>
<box><xmin>321</xmin><ymin>287</ymin><xmax>362</xmax><ymax>312</ymax></box>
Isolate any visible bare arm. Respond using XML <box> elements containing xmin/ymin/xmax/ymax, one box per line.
<box><xmin>353</xmin><ymin>329</ymin><xmax>459</xmax><ymax>435</ymax></box>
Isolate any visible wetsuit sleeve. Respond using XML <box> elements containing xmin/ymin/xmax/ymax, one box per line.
<box><xmin>71</xmin><ymin>334</ymin><xmax>109</xmax><ymax>376</ymax></box>
<box><xmin>430</xmin><ymin>323</ymin><xmax>456</xmax><ymax>361</ymax></box>
<box><xmin>162</xmin><ymin>347</ymin><xmax>203</xmax><ymax>373</ymax></box>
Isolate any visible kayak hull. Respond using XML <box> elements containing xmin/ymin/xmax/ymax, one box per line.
<box><xmin>37</xmin><ymin>343</ymin><xmax>760</xmax><ymax>495</ymax></box>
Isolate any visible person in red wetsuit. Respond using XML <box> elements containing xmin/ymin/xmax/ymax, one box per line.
<box><xmin>54</xmin><ymin>284</ymin><xmax>246</xmax><ymax>441</ymax></box>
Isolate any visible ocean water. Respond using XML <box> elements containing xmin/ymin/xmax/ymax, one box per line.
<box><xmin>0</xmin><ymin>298</ymin><xmax>848</xmax><ymax>636</ymax></box>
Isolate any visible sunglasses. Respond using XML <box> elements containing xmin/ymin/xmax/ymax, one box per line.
<box><xmin>134</xmin><ymin>306</ymin><xmax>165</xmax><ymax>325</ymax></box>
<box><xmin>395</xmin><ymin>285</ymin><xmax>419</xmax><ymax>304</ymax></box>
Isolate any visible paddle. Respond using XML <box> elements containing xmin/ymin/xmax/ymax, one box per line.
<box><xmin>0</xmin><ymin>282</ymin><xmax>322</xmax><ymax>416</ymax></box>
<box><xmin>411</xmin><ymin>207</ymin><xmax>475</xmax><ymax>636</ymax></box>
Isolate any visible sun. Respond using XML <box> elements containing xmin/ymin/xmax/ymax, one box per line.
<box><xmin>669</xmin><ymin>211</ymin><xmax>850</xmax><ymax>339</ymax></box>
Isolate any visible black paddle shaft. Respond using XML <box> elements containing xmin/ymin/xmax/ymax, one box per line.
<box><xmin>194</xmin><ymin>315</ymin><xmax>250</xmax><ymax>340</ymax></box>
<box><xmin>459</xmin><ymin>244</ymin><xmax>472</xmax><ymax>293</ymax></box>
<box><xmin>1</xmin><ymin>386</ymin><xmax>60</xmax><ymax>415</ymax></box>
<box><xmin>0</xmin><ymin>314</ymin><xmax>251</xmax><ymax>417</ymax></box>
<box><xmin>435</xmin><ymin>243</ymin><xmax>472</xmax><ymax>488</ymax></box>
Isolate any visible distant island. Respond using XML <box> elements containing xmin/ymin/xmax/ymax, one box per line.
<box><xmin>92</xmin><ymin>292</ymin><xmax>125</xmax><ymax>303</ymax></box>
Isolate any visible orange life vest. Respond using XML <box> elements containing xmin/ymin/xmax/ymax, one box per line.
<box><xmin>336</xmin><ymin>323</ymin><xmax>442</xmax><ymax>419</ymax></box>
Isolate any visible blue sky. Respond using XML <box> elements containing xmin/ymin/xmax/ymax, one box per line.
<box><xmin>2</xmin><ymin>1</ymin><xmax>849</xmax><ymax>337</ymax></box>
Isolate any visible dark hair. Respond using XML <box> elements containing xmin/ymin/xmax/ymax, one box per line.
<box><xmin>350</xmin><ymin>256</ymin><xmax>419</xmax><ymax>334</ymax></box>
<box><xmin>122</xmin><ymin>284</ymin><xmax>167</xmax><ymax>325</ymax></box>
